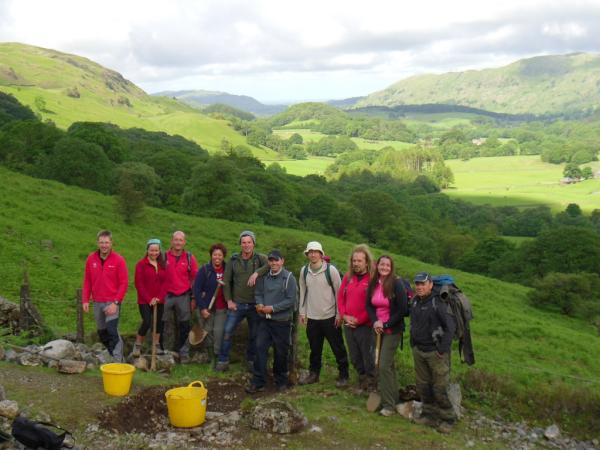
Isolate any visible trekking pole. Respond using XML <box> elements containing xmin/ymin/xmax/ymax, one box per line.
<box><xmin>150</xmin><ymin>303</ymin><xmax>157</xmax><ymax>371</ymax></box>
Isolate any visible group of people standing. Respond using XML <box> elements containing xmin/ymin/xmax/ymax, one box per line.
<box><xmin>82</xmin><ymin>229</ymin><xmax>458</xmax><ymax>432</ymax></box>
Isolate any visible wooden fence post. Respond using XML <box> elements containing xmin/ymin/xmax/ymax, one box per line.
<box><xmin>76</xmin><ymin>288</ymin><xmax>84</xmax><ymax>343</ymax></box>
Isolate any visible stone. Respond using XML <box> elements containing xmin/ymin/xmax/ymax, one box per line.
<box><xmin>58</xmin><ymin>359</ymin><xmax>87</xmax><ymax>374</ymax></box>
<box><xmin>0</xmin><ymin>400</ymin><xmax>19</xmax><ymax>419</ymax></box>
<box><xmin>40</xmin><ymin>339</ymin><xmax>76</xmax><ymax>360</ymax></box>
<box><xmin>23</xmin><ymin>345</ymin><xmax>40</xmax><ymax>354</ymax></box>
<box><xmin>18</xmin><ymin>353</ymin><xmax>41</xmax><ymax>367</ymax></box>
<box><xmin>309</xmin><ymin>425</ymin><xmax>322</xmax><ymax>433</ymax></box>
<box><xmin>91</xmin><ymin>343</ymin><xmax>105</xmax><ymax>353</ymax></box>
<box><xmin>132</xmin><ymin>357</ymin><xmax>148</xmax><ymax>371</ymax></box>
<box><xmin>219</xmin><ymin>410</ymin><xmax>241</xmax><ymax>426</ymax></box>
<box><xmin>205</xmin><ymin>411</ymin><xmax>224</xmax><ymax>420</ymax></box>
<box><xmin>544</xmin><ymin>424</ymin><xmax>560</xmax><ymax>440</ymax></box>
<box><xmin>191</xmin><ymin>352</ymin><xmax>211</xmax><ymax>364</ymax></box>
<box><xmin>447</xmin><ymin>383</ymin><xmax>463</xmax><ymax>419</ymax></box>
<box><xmin>47</xmin><ymin>360</ymin><xmax>58</xmax><ymax>370</ymax></box>
<box><xmin>96</xmin><ymin>350</ymin><xmax>113</xmax><ymax>364</ymax></box>
<box><xmin>247</xmin><ymin>400</ymin><xmax>307</xmax><ymax>434</ymax></box>
<box><xmin>156</xmin><ymin>353</ymin><xmax>176</xmax><ymax>372</ymax></box>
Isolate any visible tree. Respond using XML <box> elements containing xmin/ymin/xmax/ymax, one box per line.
<box><xmin>116</xmin><ymin>175</ymin><xmax>144</xmax><ymax>224</ymax></box>
<box><xmin>529</xmin><ymin>272</ymin><xmax>600</xmax><ymax>318</ymax></box>
<box><xmin>582</xmin><ymin>167</ymin><xmax>594</xmax><ymax>179</ymax></box>
<box><xmin>563</xmin><ymin>163</ymin><xmax>582</xmax><ymax>179</ymax></box>
<box><xmin>34</xmin><ymin>96</ymin><xmax>46</xmax><ymax>112</ymax></box>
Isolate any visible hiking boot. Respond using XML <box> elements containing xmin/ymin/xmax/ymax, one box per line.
<box><xmin>246</xmin><ymin>360</ymin><xmax>255</xmax><ymax>374</ymax></box>
<box><xmin>244</xmin><ymin>383</ymin><xmax>265</xmax><ymax>394</ymax></box>
<box><xmin>379</xmin><ymin>407</ymin><xmax>395</xmax><ymax>417</ymax></box>
<box><xmin>131</xmin><ymin>344</ymin><xmax>142</xmax><ymax>358</ymax></box>
<box><xmin>413</xmin><ymin>415</ymin><xmax>438</xmax><ymax>428</ymax></box>
<box><xmin>299</xmin><ymin>372</ymin><xmax>319</xmax><ymax>385</ymax></box>
<box><xmin>437</xmin><ymin>421</ymin><xmax>454</xmax><ymax>434</ymax></box>
<box><xmin>335</xmin><ymin>377</ymin><xmax>349</xmax><ymax>388</ymax></box>
<box><xmin>215</xmin><ymin>361</ymin><xmax>229</xmax><ymax>372</ymax></box>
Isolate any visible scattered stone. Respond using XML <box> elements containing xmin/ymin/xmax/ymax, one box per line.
<box><xmin>247</xmin><ymin>399</ymin><xmax>307</xmax><ymax>434</ymax></box>
<box><xmin>17</xmin><ymin>352</ymin><xmax>41</xmax><ymax>367</ymax></box>
<box><xmin>91</xmin><ymin>343</ymin><xmax>105</xmax><ymax>353</ymax></box>
<box><xmin>132</xmin><ymin>357</ymin><xmax>148</xmax><ymax>371</ymax></box>
<box><xmin>96</xmin><ymin>350</ymin><xmax>113</xmax><ymax>365</ymax></box>
<box><xmin>220</xmin><ymin>410</ymin><xmax>241</xmax><ymax>426</ymax></box>
<box><xmin>447</xmin><ymin>382</ymin><xmax>463</xmax><ymax>419</ymax></box>
<box><xmin>47</xmin><ymin>360</ymin><xmax>58</xmax><ymax>370</ymax></box>
<box><xmin>41</xmin><ymin>339</ymin><xmax>76</xmax><ymax>360</ymax></box>
<box><xmin>155</xmin><ymin>353</ymin><xmax>176</xmax><ymax>372</ymax></box>
<box><xmin>544</xmin><ymin>424</ymin><xmax>560</xmax><ymax>440</ymax></box>
<box><xmin>395</xmin><ymin>401</ymin><xmax>416</xmax><ymax>420</ymax></box>
<box><xmin>0</xmin><ymin>400</ymin><xmax>19</xmax><ymax>419</ymax></box>
<box><xmin>205</xmin><ymin>411</ymin><xmax>224</xmax><ymax>420</ymax></box>
<box><xmin>309</xmin><ymin>425</ymin><xmax>322</xmax><ymax>433</ymax></box>
<box><xmin>58</xmin><ymin>359</ymin><xmax>87</xmax><ymax>374</ymax></box>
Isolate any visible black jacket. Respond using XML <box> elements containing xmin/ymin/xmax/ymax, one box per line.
<box><xmin>410</xmin><ymin>293</ymin><xmax>456</xmax><ymax>354</ymax></box>
<box><xmin>366</xmin><ymin>278</ymin><xmax>409</xmax><ymax>335</ymax></box>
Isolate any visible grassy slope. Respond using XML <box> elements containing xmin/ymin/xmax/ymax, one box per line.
<box><xmin>1</xmin><ymin>166</ymin><xmax>599</xmax><ymax>396</ymax></box>
<box><xmin>0</xmin><ymin>42</ymin><xmax>276</xmax><ymax>157</ymax></box>
<box><xmin>445</xmin><ymin>155</ymin><xmax>600</xmax><ymax>211</ymax></box>
<box><xmin>358</xmin><ymin>53</ymin><xmax>600</xmax><ymax>115</ymax></box>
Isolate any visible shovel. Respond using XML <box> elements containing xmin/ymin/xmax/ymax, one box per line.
<box><xmin>150</xmin><ymin>303</ymin><xmax>157</xmax><ymax>371</ymax></box>
<box><xmin>366</xmin><ymin>332</ymin><xmax>383</xmax><ymax>412</ymax></box>
<box><xmin>188</xmin><ymin>281</ymin><xmax>224</xmax><ymax>346</ymax></box>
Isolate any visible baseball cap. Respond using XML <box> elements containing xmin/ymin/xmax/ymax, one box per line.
<box><xmin>268</xmin><ymin>249</ymin><xmax>283</xmax><ymax>260</ymax></box>
<box><xmin>414</xmin><ymin>272</ymin><xmax>432</xmax><ymax>283</ymax></box>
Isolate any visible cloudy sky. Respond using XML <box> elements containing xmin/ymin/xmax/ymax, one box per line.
<box><xmin>1</xmin><ymin>0</ymin><xmax>599</xmax><ymax>102</ymax></box>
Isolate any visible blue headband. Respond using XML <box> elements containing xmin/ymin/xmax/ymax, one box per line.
<box><xmin>146</xmin><ymin>238</ymin><xmax>162</xmax><ymax>249</ymax></box>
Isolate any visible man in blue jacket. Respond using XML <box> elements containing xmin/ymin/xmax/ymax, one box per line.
<box><xmin>245</xmin><ymin>249</ymin><xmax>297</xmax><ymax>393</ymax></box>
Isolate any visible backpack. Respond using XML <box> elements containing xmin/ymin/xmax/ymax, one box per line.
<box><xmin>432</xmin><ymin>274</ymin><xmax>475</xmax><ymax>366</ymax></box>
<box><xmin>399</xmin><ymin>276</ymin><xmax>414</xmax><ymax>301</ymax></box>
<box><xmin>301</xmin><ymin>263</ymin><xmax>336</xmax><ymax>308</ymax></box>
<box><xmin>231</xmin><ymin>252</ymin><xmax>262</xmax><ymax>273</ymax></box>
<box><xmin>11</xmin><ymin>416</ymin><xmax>72</xmax><ymax>450</ymax></box>
<box><xmin>167</xmin><ymin>251</ymin><xmax>193</xmax><ymax>273</ymax></box>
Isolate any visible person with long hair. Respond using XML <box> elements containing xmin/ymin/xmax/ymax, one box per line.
<box><xmin>133</xmin><ymin>238</ymin><xmax>167</xmax><ymax>357</ymax></box>
<box><xmin>338</xmin><ymin>244</ymin><xmax>376</xmax><ymax>389</ymax></box>
<box><xmin>366</xmin><ymin>255</ymin><xmax>409</xmax><ymax>416</ymax></box>
<box><xmin>193</xmin><ymin>243</ymin><xmax>228</xmax><ymax>366</ymax></box>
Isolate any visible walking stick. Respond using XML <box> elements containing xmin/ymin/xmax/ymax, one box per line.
<box><xmin>150</xmin><ymin>303</ymin><xmax>157</xmax><ymax>371</ymax></box>
<box><xmin>366</xmin><ymin>332</ymin><xmax>383</xmax><ymax>412</ymax></box>
<box><xmin>375</xmin><ymin>332</ymin><xmax>382</xmax><ymax>369</ymax></box>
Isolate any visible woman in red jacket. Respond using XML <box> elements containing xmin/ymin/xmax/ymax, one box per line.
<box><xmin>133</xmin><ymin>238</ymin><xmax>167</xmax><ymax>357</ymax></box>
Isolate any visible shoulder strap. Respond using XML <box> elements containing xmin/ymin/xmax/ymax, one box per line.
<box><xmin>186</xmin><ymin>251</ymin><xmax>192</xmax><ymax>273</ymax></box>
<box><xmin>324</xmin><ymin>264</ymin><xmax>336</xmax><ymax>299</ymax></box>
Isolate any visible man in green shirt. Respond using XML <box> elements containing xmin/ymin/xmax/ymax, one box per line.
<box><xmin>216</xmin><ymin>230</ymin><xmax>268</xmax><ymax>371</ymax></box>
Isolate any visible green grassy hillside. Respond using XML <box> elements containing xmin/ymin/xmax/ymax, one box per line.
<box><xmin>0</xmin><ymin>166</ymin><xmax>599</xmax><ymax>436</ymax></box>
<box><xmin>358</xmin><ymin>53</ymin><xmax>600</xmax><ymax>115</ymax></box>
<box><xmin>0</xmin><ymin>43</ymin><xmax>276</xmax><ymax>157</ymax></box>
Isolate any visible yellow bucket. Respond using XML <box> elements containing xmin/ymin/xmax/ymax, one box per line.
<box><xmin>100</xmin><ymin>363</ymin><xmax>136</xmax><ymax>396</ymax></box>
<box><xmin>165</xmin><ymin>381</ymin><xmax>208</xmax><ymax>428</ymax></box>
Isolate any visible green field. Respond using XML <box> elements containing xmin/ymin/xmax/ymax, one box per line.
<box><xmin>273</xmin><ymin>128</ymin><xmax>414</xmax><ymax>151</ymax></box>
<box><xmin>0</xmin><ymin>43</ymin><xmax>276</xmax><ymax>157</ymax></box>
<box><xmin>445</xmin><ymin>155</ymin><xmax>600</xmax><ymax>211</ymax></box>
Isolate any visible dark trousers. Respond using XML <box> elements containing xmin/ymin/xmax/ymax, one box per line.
<box><xmin>219</xmin><ymin>303</ymin><xmax>259</xmax><ymax>363</ymax></box>
<box><xmin>137</xmin><ymin>303</ymin><xmax>164</xmax><ymax>336</ymax></box>
<box><xmin>344</xmin><ymin>324</ymin><xmax>375</xmax><ymax>378</ymax></box>
<box><xmin>412</xmin><ymin>346</ymin><xmax>456</xmax><ymax>423</ymax></box>
<box><xmin>306</xmin><ymin>317</ymin><xmax>349</xmax><ymax>378</ymax></box>
<box><xmin>252</xmin><ymin>318</ymin><xmax>291</xmax><ymax>388</ymax></box>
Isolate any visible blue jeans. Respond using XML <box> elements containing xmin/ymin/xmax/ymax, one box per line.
<box><xmin>218</xmin><ymin>303</ymin><xmax>259</xmax><ymax>363</ymax></box>
<box><xmin>252</xmin><ymin>318</ymin><xmax>291</xmax><ymax>388</ymax></box>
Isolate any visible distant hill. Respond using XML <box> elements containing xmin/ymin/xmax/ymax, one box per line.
<box><xmin>358</xmin><ymin>53</ymin><xmax>600</xmax><ymax>115</ymax></box>
<box><xmin>0</xmin><ymin>43</ymin><xmax>274</xmax><ymax>156</ymax></box>
<box><xmin>327</xmin><ymin>96</ymin><xmax>365</xmax><ymax>109</ymax></box>
<box><xmin>154</xmin><ymin>89</ymin><xmax>287</xmax><ymax>116</ymax></box>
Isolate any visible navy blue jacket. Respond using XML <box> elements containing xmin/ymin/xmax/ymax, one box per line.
<box><xmin>193</xmin><ymin>262</ymin><xmax>226</xmax><ymax>310</ymax></box>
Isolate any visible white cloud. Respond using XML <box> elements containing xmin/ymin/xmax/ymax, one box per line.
<box><xmin>1</xmin><ymin>0</ymin><xmax>600</xmax><ymax>101</ymax></box>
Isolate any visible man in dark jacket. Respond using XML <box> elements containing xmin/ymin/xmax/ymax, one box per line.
<box><xmin>245</xmin><ymin>250</ymin><xmax>297</xmax><ymax>393</ymax></box>
<box><xmin>410</xmin><ymin>272</ymin><xmax>457</xmax><ymax>433</ymax></box>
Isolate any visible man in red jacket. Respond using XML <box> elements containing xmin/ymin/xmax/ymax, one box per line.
<box><xmin>82</xmin><ymin>230</ymin><xmax>128</xmax><ymax>362</ymax></box>
<box><xmin>164</xmin><ymin>230</ymin><xmax>198</xmax><ymax>363</ymax></box>
<box><xmin>338</xmin><ymin>244</ymin><xmax>375</xmax><ymax>390</ymax></box>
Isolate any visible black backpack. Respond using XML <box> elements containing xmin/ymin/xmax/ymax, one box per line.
<box><xmin>11</xmin><ymin>416</ymin><xmax>72</xmax><ymax>450</ymax></box>
<box><xmin>432</xmin><ymin>275</ymin><xmax>475</xmax><ymax>366</ymax></box>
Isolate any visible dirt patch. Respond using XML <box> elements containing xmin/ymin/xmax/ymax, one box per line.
<box><xmin>97</xmin><ymin>378</ymin><xmax>259</xmax><ymax>434</ymax></box>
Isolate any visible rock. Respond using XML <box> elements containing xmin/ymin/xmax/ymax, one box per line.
<box><xmin>96</xmin><ymin>350</ymin><xmax>113</xmax><ymax>364</ymax></box>
<box><xmin>18</xmin><ymin>353</ymin><xmax>41</xmax><ymax>367</ymax></box>
<box><xmin>0</xmin><ymin>400</ymin><xmax>19</xmax><ymax>419</ymax></box>
<box><xmin>395</xmin><ymin>401</ymin><xmax>416</xmax><ymax>420</ymax></box>
<box><xmin>191</xmin><ymin>352</ymin><xmax>211</xmax><ymax>364</ymax></box>
<box><xmin>447</xmin><ymin>383</ymin><xmax>463</xmax><ymax>419</ymax></box>
<box><xmin>91</xmin><ymin>343</ymin><xmax>105</xmax><ymax>353</ymax></box>
<box><xmin>40</xmin><ymin>339</ymin><xmax>76</xmax><ymax>360</ymax></box>
<box><xmin>219</xmin><ymin>410</ymin><xmax>241</xmax><ymax>426</ymax></box>
<box><xmin>309</xmin><ymin>425</ymin><xmax>322</xmax><ymax>433</ymax></box>
<box><xmin>23</xmin><ymin>345</ymin><xmax>40</xmax><ymax>354</ymax></box>
<box><xmin>544</xmin><ymin>424</ymin><xmax>560</xmax><ymax>440</ymax></box>
<box><xmin>156</xmin><ymin>353</ymin><xmax>176</xmax><ymax>372</ymax></box>
<box><xmin>205</xmin><ymin>411</ymin><xmax>224</xmax><ymax>420</ymax></box>
<box><xmin>58</xmin><ymin>359</ymin><xmax>87</xmax><ymax>374</ymax></box>
<box><xmin>47</xmin><ymin>360</ymin><xmax>58</xmax><ymax>370</ymax></box>
<box><xmin>247</xmin><ymin>400</ymin><xmax>307</xmax><ymax>434</ymax></box>
<box><xmin>132</xmin><ymin>357</ymin><xmax>148</xmax><ymax>371</ymax></box>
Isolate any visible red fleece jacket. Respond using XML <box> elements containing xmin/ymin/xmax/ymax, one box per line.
<box><xmin>337</xmin><ymin>273</ymin><xmax>371</xmax><ymax>326</ymax></box>
<box><xmin>82</xmin><ymin>251</ymin><xmax>128</xmax><ymax>304</ymax></box>
<box><xmin>134</xmin><ymin>257</ymin><xmax>167</xmax><ymax>305</ymax></box>
<box><xmin>164</xmin><ymin>250</ymin><xmax>199</xmax><ymax>296</ymax></box>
